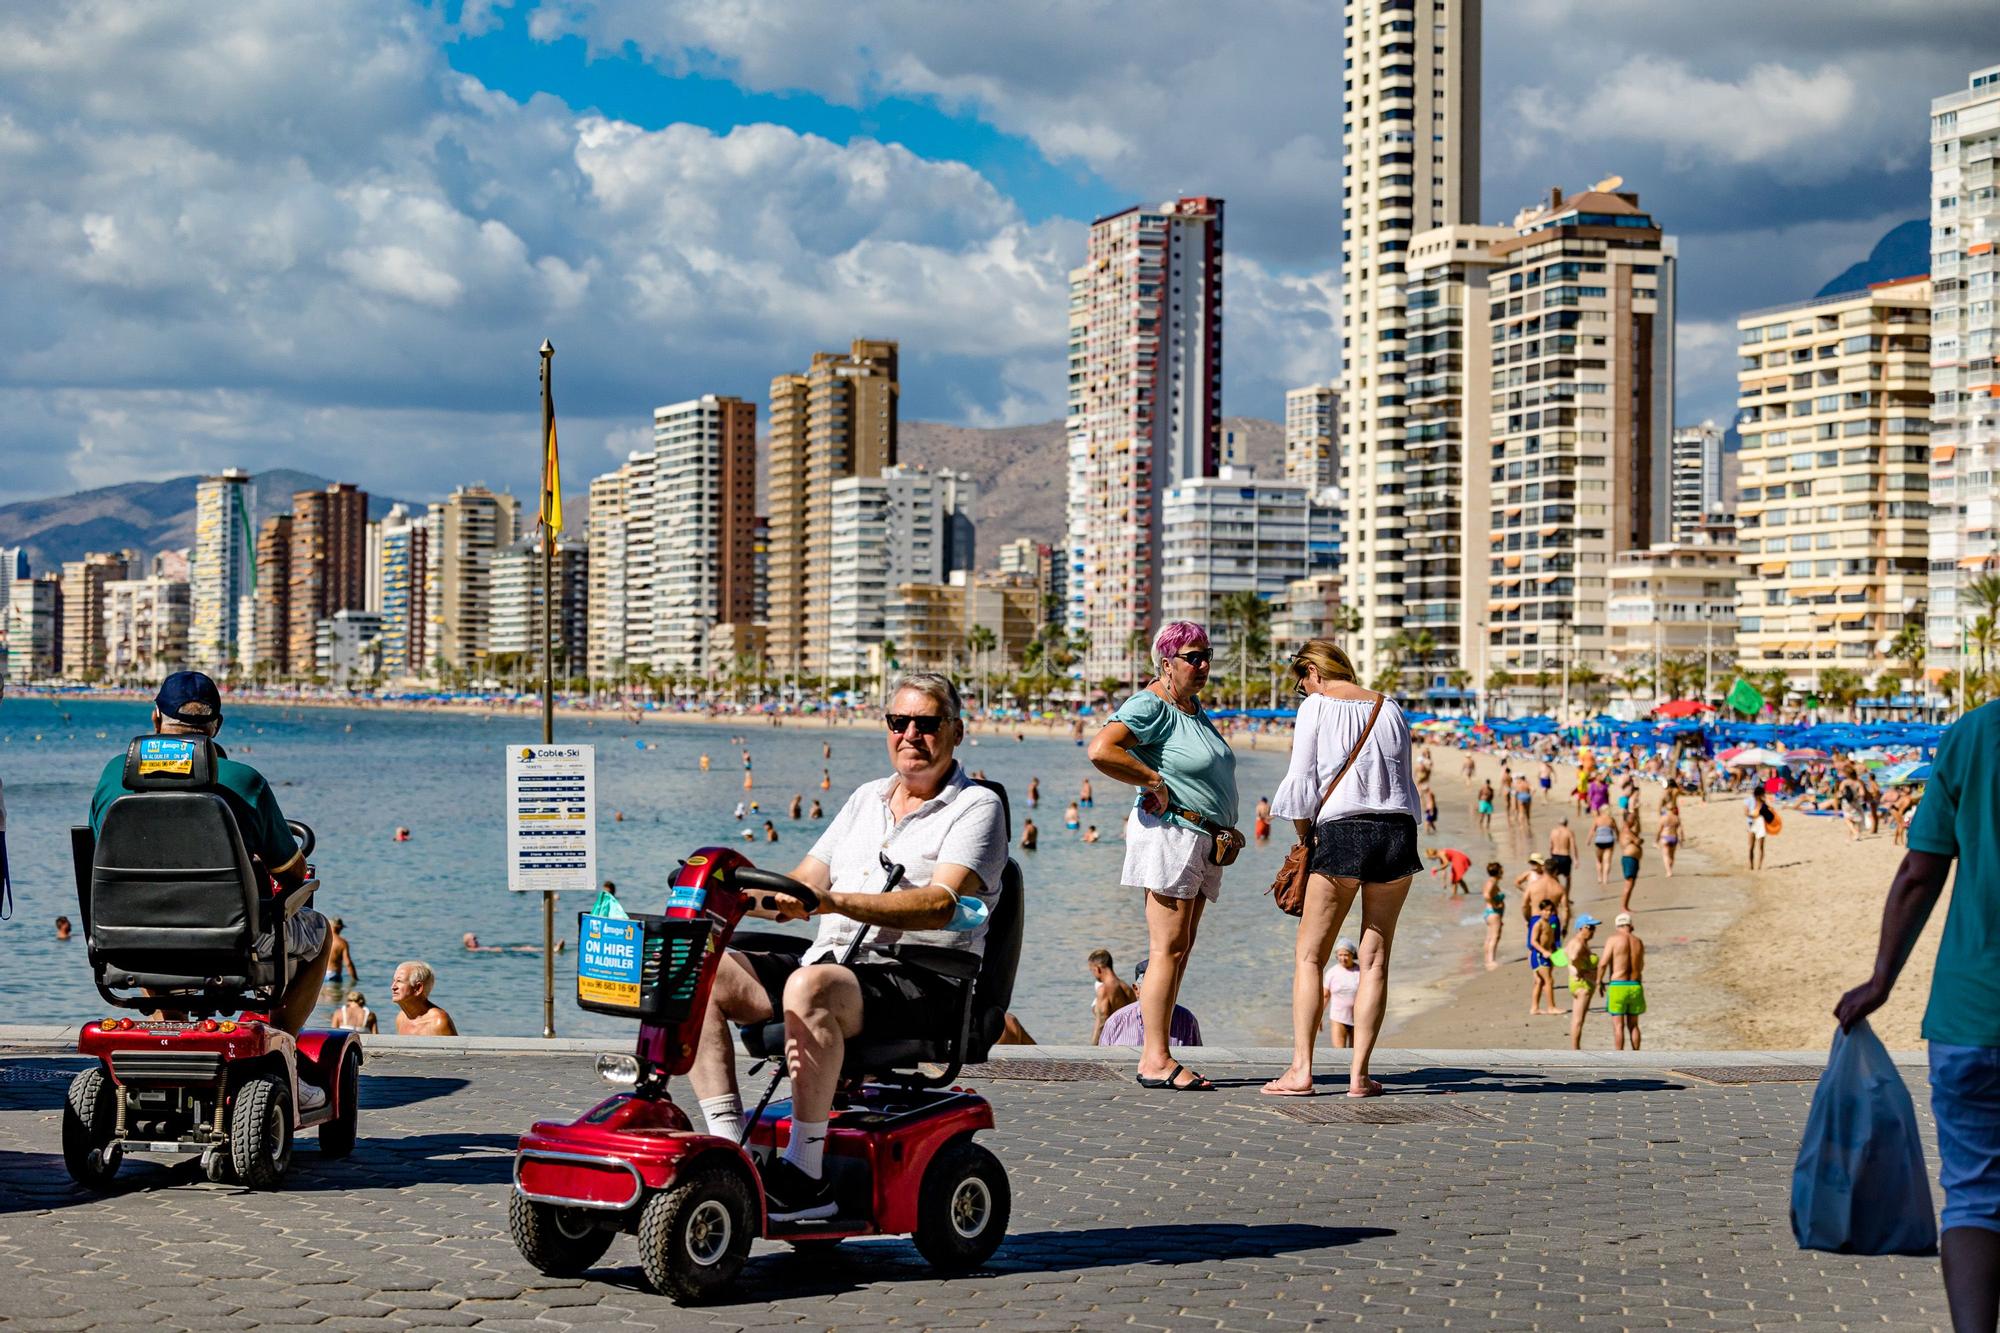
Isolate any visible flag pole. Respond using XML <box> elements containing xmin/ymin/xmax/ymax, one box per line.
<box><xmin>538</xmin><ymin>338</ymin><xmax>556</xmax><ymax>1039</ymax></box>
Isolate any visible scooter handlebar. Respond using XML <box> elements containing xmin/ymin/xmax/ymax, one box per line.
<box><xmin>287</xmin><ymin>820</ymin><xmax>315</xmax><ymax>858</ymax></box>
<box><xmin>725</xmin><ymin>865</ymin><xmax>821</xmax><ymax>914</ymax></box>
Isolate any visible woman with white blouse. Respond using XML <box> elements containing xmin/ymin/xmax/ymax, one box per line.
<box><xmin>1261</xmin><ymin>639</ymin><xmax>1423</xmax><ymax>1098</ymax></box>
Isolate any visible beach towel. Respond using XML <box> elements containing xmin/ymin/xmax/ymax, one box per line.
<box><xmin>1790</xmin><ymin>1020</ymin><xmax>1936</xmax><ymax>1256</ymax></box>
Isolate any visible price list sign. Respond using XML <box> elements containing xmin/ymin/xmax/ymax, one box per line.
<box><xmin>505</xmin><ymin>744</ymin><xmax>596</xmax><ymax>893</ymax></box>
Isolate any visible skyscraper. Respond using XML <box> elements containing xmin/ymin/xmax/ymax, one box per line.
<box><xmin>1668</xmin><ymin>422</ymin><xmax>1729</xmax><ymax>541</ymax></box>
<box><xmin>60</xmin><ymin>550</ymin><xmax>136</xmax><ymax>680</ymax></box>
<box><xmin>765</xmin><ymin>340</ymin><xmax>899</xmax><ymax>678</ymax></box>
<box><xmin>374</xmin><ymin>505</ymin><xmax>428</xmax><ymax>680</ymax></box>
<box><xmin>1339</xmin><ymin>0</ymin><xmax>1482</xmax><ymax>677</ymax></box>
<box><xmin>426</xmin><ymin>485</ymin><xmax>518</xmax><ymax>673</ymax></box>
<box><xmin>491</xmin><ymin>535</ymin><xmax>588</xmax><ymax>670</ymax></box>
<box><xmin>288</xmin><ymin>482</ymin><xmax>369</xmax><ymax>672</ymax></box>
<box><xmin>1483</xmin><ymin>184</ymin><xmax>1675</xmax><ymax>680</ymax></box>
<box><xmin>825</xmin><ymin>465</ymin><xmax>974</xmax><ymax>682</ymax></box>
<box><xmin>1735</xmin><ymin>277</ymin><xmax>1932</xmax><ymax>691</ymax></box>
<box><xmin>1066</xmin><ymin>197</ymin><xmax>1224</xmax><ymax>680</ymax></box>
<box><xmin>5</xmin><ymin>575</ymin><xmax>61</xmax><ymax>682</ymax></box>
<box><xmin>1927</xmin><ymin>63</ymin><xmax>2000</xmax><ymax>656</ymax></box>
<box><xmin>253</xmin><ymin>515</ymin><xmax>293</xmax><ymax>674</ymax></box>
<box><xmin>189</xmin><ymin>468</ymin><xmax>253</xmax><ymax>674</ymax></box>
<box><xmin>653</xmin><ymin>394</ymin><xmax>758</xmax><ymax>671</ymax></box>
<box><xmin>1284</xmin><ymin>382</ymin><xmax>1339</xmax><ymax>491</ymax></box>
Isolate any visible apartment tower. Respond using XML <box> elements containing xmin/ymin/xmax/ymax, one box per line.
<box><xmin>189</xmin><ymin>468</ymin><xmax>253</xmax><ymax>673</ymax></box>
<box><xmin>377</xmin><ymin>505</ymin><xmax>428</xmax><ymax>680</ymax></box>
<box><xmin>252</xmin><ymin>515</ymin><xmax>293</xmax><ymax>674</ymax></box>
<box><xmin>288</xmin><ymin>483</ymin><xmax>369</xmax><ymax>672</ymax></box>
<box><xmin>1284</xmin><ymin>383</ymin><xmax>1340</xmax><ymax>491</ymax></box>
<box><xmin>764</xmin><ymin>340</ymin><xmax>899</xmax><ymax>678</ymax></box>
<box><xmin>1735</xmin><ymin>277</ymin><xmax>1932</xmax><ymax>691</ymax></box>
<box><xmin>1065</xmin><ymin>197</ymin><xmax>1224</xmax><ymax>681</ymax></box>
<box><xmin>426</xmin><ymin>486</ymin><xmax>518</xmax><ymax>673</ymax></box>
<box><xmin>1339</xmin><ymin>0</ymin><xmax>1481</xmax><ymax>677</ymax></box>
<box><xmin>59</xmin><ymin>550</ymin><xmax>136</xmax><ymax>680</ymax></box>
<box><xmin>653</xmin><ymin>394</ymin><xmax>758</xmax><ymax>671</ymax></box>
<box><xmin>1483</xmin><ymin>184</ymin><xmax>1675</xmax><ymax>678</ymax></box>
<box><xmin>1927</xmin><ymin>64</ymin><xmax>2000</xmax><ymax>654</ymax></box>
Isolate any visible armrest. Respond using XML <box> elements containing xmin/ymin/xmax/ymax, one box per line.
<box><xmin>889</xmin><ymin>944</ymin><xmax>981</xmax><ymax>981</ymax></box>
<box><xmin>272</xmin><ymin>876</ymin><xmax>318</xmax><ymax>921</ymax></box>
<box><xmin>728</xmin><ymin>930</ymin><xmax>810</xmax><ymax>957</ymax></box>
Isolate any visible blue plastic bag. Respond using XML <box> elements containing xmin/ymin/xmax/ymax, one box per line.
<box><xmin>1790</xmin><ymin>1020</ymin><xmax>1937</xmax><ymax>1255</ymax></box>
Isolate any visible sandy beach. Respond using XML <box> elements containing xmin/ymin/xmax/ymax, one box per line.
<box><xmin>1388</xmin><ymin>749</ymin><xmax>1947</xmax><ymax>1052</ymax></box>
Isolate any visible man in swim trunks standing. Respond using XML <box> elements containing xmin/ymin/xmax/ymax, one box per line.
<box><xmin>1601</xmin><ymin>913</ymin><xmax>1645</xmax><ymax>1050</ymax></box>
<box><xmin>1547</xmin><ymin>818</ymin><xmax>1576</xmax><ymax>893</ymax></box>
<box><xmin>1617</xmin><ymin>816</ymin><xmax>1644</xmax><ymax>915</ymax></box>
<box><xmin>1516</xmin><ymin>853</ymin><xmax>1568</xmax><ymax>938</ymax></box>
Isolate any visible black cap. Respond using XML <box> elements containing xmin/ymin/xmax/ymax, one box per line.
<box><xmin>156</xmin><ymin>671</ymin><xmax>223</xmax><ymax>725</ymax></box>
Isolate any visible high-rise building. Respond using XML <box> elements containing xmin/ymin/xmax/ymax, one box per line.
<box><xmin>315</xmin><ymin>610</ymin><xmax>385</xmax><ymax>686</ymax></box>
<box><xmin>653</xmin><ymin>394</ymin><xmax>758</xmax><ymax>672</ymax></box>
<box><xmin>1284</xmin><ymin>383</ymin><xmax>1339</xmax><ymax>491</ymax></box>
<box><xmin>5</xmin><ymin>575</ymin><xmax>60</xmax><ymax>682</ymax></box>
<box><xmin>1735</xmin><ymin>277</ymin><xmax>1932</xmax><ymax>690</ymax></box>
<box><xmin>765</xmin><ymin>340</ymin><xmax>900</xmax><ymax>678</ymax></box>
<box><xmin>1339</xmin><ymin>0</ymin><xmax>1482</xmax><ymax>677</ymax></box>
<box><xmin>1606</xmin><ymin>540</ymin><xmax>1742</xmax><ymax>688</ymax></box>
<box><xmin>288</xmin><ymin>483</ymin><xmax>369</xmax><ymax>672</ymax></box>
<box><xmin>1066</xmin><ymin>197</ymin><xmax>1224</xmax><ymax>680</ymax></box>
<box><xmin>825</xmin><ymin>465</ymin><xmax>970</xmax><ymax>682</ymax></box>
<box><xmin>1928</xmin><ymin>64</ymin><xmax>2000</xmax><ymax>654</ymax></box>
<box><xmin>0</xmin><ymin>546</ymin><xmax>27</xmax><ymax>668</ymax></box>
<box><xmin>426</xmin><ymin>485</ymin><xmax>518</xmax><ymax>673</ymax></box>
<box><xmin>252</xmin><ymin>515</ymin><xmax>293</xmax><ymax>674</ymax></box>
<box><xmin>104</xmin><ymin>576</ymin><xmax>191</xmax><ymax>681</ymax></box>
<box><xmin>586</xmin><ymin>462</ymin><xmax>636</xmax><ymax>683</ymax></box>
<box><xmin>1159</xmin><ymin>468</ymin><xmax>1337</xmax><ymax>660</ymax></box>
<box><xmin>60</xmin><ymin>550</ymin><xmax>136</xmax><ymax>679</ymax></box>
<box><xmin>1404</xmin><ymin>222</ymin><xmax>1511</xmax><ymax>695</ymax></box>
<box><xmin>189</xmin><ymin>468</ymin><xmax>253</xmax><ymax>674</ymax></box>
<box><xmin>1668</xmin><ymin>422</ymin><xmax>1730</xmax><ymax>541</ymax></box>
<box><xmin>1483</xmin><ymin>184</ymin><xmax>1675</xmax><ymax>679</ymax></box>
<box><xmin>491</xmin><ymin>535</ymin><xmax>588</xmax><ymax>672</ymax></box>
<box><xmin>376</xmin><ymin>504</ymin><xmax>428</xmax><ymax>680</ymax></box>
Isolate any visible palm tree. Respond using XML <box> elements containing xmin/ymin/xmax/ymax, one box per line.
<box><xmin>1890</xmin><ymin>621</ymin><xmax>1927</xmax><ymax>692</ymax></box>
<box><xmin>1405</xmin><ymin>628</ymin><xmax>1437</xmax><ymax>701</ymax></box>
<box><xmin>877</xmin><ymin>639</ymin><xmax>900</xmax><ymax>705</ymax></box>
<box><xmin>1445</xmin><ymin>668</ymin><xmax>1471</xmax><ymax>714</ymax></box>
<box><xmin>1815</xmin><ymin>666</ymin><xmax>1865</xmax><ymax>720</ymax></box>
<box><xmin>1967</xmin><ymin>574</ymin><xmax>2000</xmax><ymax>627</ymax></box>
<box><xmin>1218</xmin><ymin>590</ymin><xmax>1273</xmax><ymax>710</ymax></box>
<box><xmin>965</xmin><ymin>624</ymin><xmax>998</xmax><ymax>711</ymax></box>
<box><xmin>1972</xmin><ymin>615</ymin><xmax>1998</xmax><ymax>679</ymax></box>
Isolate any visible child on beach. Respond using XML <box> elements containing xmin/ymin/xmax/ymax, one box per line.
<box><xmin>1528</xmin><ymin>900</ymin><xmax>1562</xmax><ymax>1016</ymax></box>
<box><xmin>1481</xmin><ymin>862</ymin><xmax>1505</xmax><ymax>970</ymax></box>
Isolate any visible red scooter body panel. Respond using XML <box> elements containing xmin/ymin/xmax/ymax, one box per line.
<box><xmin>517</xmin><ymin>1093</ymin><xmax>763</xmax><ymax>1217</ymax></box>
<box><xmin>80</xmin><ymin>1017</ymin><xmax>287</xmax><ymax>1073</ymax></box>
<box><xmin>751</xmin><ymin>1088</ymin><xmax>995</xmax><ymax>1236</ymax></box>
<box><xmin>634</xmin><ymin>847</ymin><xmax>754</xmax><ymax>1078</ymax></box>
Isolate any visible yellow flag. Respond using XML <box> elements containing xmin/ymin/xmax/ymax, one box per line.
<box><xmin>540</xmin><ymin>411</ymin><xmax>561</xmax><ymax>532</ymax></box>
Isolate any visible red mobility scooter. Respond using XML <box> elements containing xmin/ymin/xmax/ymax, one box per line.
<box><xmin>509</xmin><ymin>782</ymin><xmax>1025</xmax><ymax>1303</ymax></box>
<box><xmin>62</xmin><ymin>735</ymin><xmax>361</xmax><ymax>1189</ymax></box>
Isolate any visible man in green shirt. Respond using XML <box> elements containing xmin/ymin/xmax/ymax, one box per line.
<box><xmin>90</xmin><ymin>673</ymin><xmax>331</xmax><ymax>1088</ymax></box>
<box><xmin>1839</xmin><ymin>700</ymin><xmax>2000</xmax><ymax>1328</ymax></box>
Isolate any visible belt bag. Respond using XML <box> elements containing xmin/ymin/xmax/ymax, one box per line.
<box><xmin>1268</xmin><ymin>692</ymin><xmax>1384</xmax><ymax>916</ymax></box>
<box><xmin>1172</xmin><ymin>806</ymin><xmax>1247</xmax><ymax>867</ymax></box>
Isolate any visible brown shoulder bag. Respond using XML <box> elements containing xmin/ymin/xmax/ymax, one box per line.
<box><xmin>1267</xmin><ymin>692</ymin><xmax>1385</xmax><ymax>916</ymax></box>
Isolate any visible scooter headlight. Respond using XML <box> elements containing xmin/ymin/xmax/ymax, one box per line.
<box><xmin>595</xmin><ymin>1053</ymin><xmax>641</xmax><ymax>1086</ymax></box>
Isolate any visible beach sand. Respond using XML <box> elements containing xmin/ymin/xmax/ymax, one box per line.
<box><xmin>1387</xmin><ymin>752</ymin><xmax>1946</xmax><ymax>1053</ymax></box>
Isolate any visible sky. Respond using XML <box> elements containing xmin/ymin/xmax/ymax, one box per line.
<box><xmin>0</xmin><ymin>0</ymin><xmax>1986</xmax><ymax>508</ymax></box>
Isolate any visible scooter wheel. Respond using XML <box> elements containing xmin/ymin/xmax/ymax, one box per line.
<box><xmin>229</xmin><ymin>1072</ymin><xmax>293</xmax><ymax>1189</ymax></box>
<box><xmin>62</xmin><ymin>1068</ymin><xmax>120</xmax><ymax>1190</ymax></box>
<box><xmin>913</xmin><ymin>1138</ymin><xmax>1010</xmax><ymax>1272</ymax></box>
<box><xmin>318</xmin><ymin>1047</ymin><xmax>362</xmax><ymax>1159</ymax></box>
<box><xmin>508</xmin><ymin>1193</ymin><xmax>614</xmax><ymax>1276</ymax></box>
<box><xmin>638</xmin><ymin>1164</ymin><xmax>754</xmax><ymax>1303</ymax></box>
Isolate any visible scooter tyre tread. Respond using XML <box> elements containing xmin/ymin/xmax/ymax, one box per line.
<box><xmin>913</xmin><ymin>1137</ymin><xmax>1010</xmax><ymax>1272</ymax></box>
<box><xmin>62</xmin><ymin>1067</ymin><xmax>119</xmax><ymax>1190</ymax></box>
<box><xmin>230</xmin><ymin>1072</ymin><xmax>292</xmax><ymax>1189</ymax></box>
<box><xmin>638</xmin><ymin>1163</ymin><xmax>755</xmax><ymax>1304</ymax></box>
<box><xmin>508</xmin><ymin>1194</ymin><xmax>615</xmax><ymax>1277</ymax></box>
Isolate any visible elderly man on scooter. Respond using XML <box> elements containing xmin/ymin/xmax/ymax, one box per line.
<box><xmin>688</xmin><ymin>671</ymin><xmax>1008</xmax><ymax>1221</ymax></box>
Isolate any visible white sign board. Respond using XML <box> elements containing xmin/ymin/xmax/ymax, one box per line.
<box><xmin>505</xmin><ymin>744</ymin><xmax>596</xmax><ymax>893</ymax></box>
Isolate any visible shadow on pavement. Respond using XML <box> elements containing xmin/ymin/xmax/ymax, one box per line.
<box><xmin>0</xmin><ymin>1057</ymin><xmax>89</xmax><ymax>1111</ymax></box>
<box><xmin>1380</xmin><ymin>1066</ymin><xmax>1685</xmax><ymax>1095</ymax></box>
<box><xmin>360</xmin><ymin>1073</ymin><xmax>471</xmax><ymax>1110</ymax></box>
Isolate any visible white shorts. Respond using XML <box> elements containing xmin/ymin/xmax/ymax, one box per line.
<box><xmin>285</xmin><ymin>908</ymin><xmax>330</xmax><ymax>961</ymax></box>
<box><xmin>1747</xmin><ymin>819</ymin><xmax>1768</xmax><ymax>840</ymax></box>
<box><xmin>1122</xmin><ymin>808</ymin><xmax>1224</xmax><ymax>902</ymax></box>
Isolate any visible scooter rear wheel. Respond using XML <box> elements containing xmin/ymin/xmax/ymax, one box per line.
<box><xmin>914</xmin><ymin>1138</ymin><xmax>1010</xmax><ymax>1272</ymax></box>
<box><xmin>638</xmin><ymin>1163</ymin><xmax>754</xmax><ymax>1303</ymax></box>
<box><xmin>229</xmin><ymin>1072</ymin><xmax>293</xmax><ymax>1189</ymax></box>
<box><xmin>508</xmin><ymin>1194</ymin><xmax>615</xmax><ymax>1276</ymax></box>
<box><xmin>318</xmin><ymin>1047</ymin><xmax>362</xmax><ymax>1159</ymax></box>
<box><xmin>62</xmin><ymin>1068</ymin><xmax>120</xmax><ymax>1190</ymax></box>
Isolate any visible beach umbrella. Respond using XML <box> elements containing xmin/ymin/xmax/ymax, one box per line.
<box><xmin>1882</xmin><ymin>761</ymin><xmax>1933</xmax><ymax>786</ymax></box>
<box><xmin>1723</xmin><ymin>746</ymin><xmax>1785</xmax><ymax>767</ymax></box>
<box><xmin>1653</xmin><ymin>699</ymin><xmax>1713</xmax><ymax>719</ymax></box>
<box><xmin>1783</xmin><ymin>748</ymin><xmax>1829</xmax><ymax>763</ymax></box>
<box><xmin>1716</xmin><ymin>744</ymin><xmax>1749</xmax><ymax>762</ymax></box>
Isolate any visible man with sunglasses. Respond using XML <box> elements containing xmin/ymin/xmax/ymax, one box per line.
<box><xmin>685</xmin><ymin>672</ymin><xmax>1008</xmax><ymax>1222</ymax></box>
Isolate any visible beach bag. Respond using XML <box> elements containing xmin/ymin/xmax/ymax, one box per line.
<box><xmin>1790</xmin><ymin>1020</ymin><xmax>1937</xmax><ymax>1256</ymax></box>
<box><xmin>1268</xmin><ymin>694</ymin><xmax>1384</xmax><ymax>916</ymax></box>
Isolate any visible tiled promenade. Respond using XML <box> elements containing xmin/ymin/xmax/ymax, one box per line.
<box><xmin>0</xmin><ymin>1033</ymin><xmax>1952</xmax><ymax>1331</ymax></box>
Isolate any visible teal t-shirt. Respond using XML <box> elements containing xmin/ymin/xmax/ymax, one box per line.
<box><xmin>1111</xmin><ymin>690</ymin><xmax>1238</xmax><ymax>830</ymax></box>
<box><xmin>1906</xmin><ymin>700</ymin><xmax>2000</xmax><ymax>1048</ymax></box>
<box><xmin>90</xmin><ymin>746</ymin><xmax>302</xmax><ymax>878</ymax></box>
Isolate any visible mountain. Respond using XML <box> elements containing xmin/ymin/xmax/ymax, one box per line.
<box><xmin>889</xmin><ymin>415</ymin><xmax>1285</xmax><ymax>552</ymax></box>
<box><xmin>0</xmin><ymin>471</ymin><xmax>415</xmax><ymax>575</ymax></box>
<box><xmin>1815</xmin><ymin>219</ymin><xmax>1929</xmax><ymax>297</ymax></box>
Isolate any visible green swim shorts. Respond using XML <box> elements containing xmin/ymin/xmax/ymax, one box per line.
<box><xmin>1606</xmin><ymin>981</ymin><xmax>1646</xmax><ymax>1016</ymax></box>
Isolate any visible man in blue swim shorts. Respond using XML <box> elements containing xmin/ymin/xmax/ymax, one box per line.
<box><xmin>1839</xmin><ymin>700</ymin><xmax>2000</xmax><ymax>1328</ymax></box>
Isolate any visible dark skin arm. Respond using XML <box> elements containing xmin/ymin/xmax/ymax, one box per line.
<box><xmin>1834</xmin><ymin>850</ymin><xmax>1953</xmax><ymax>1029</ymax></box>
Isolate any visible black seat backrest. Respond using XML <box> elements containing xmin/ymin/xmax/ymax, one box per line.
<box><xmin>965</xmin><ymin>778</ymin><xmax>1024</xmax><ymax>1060</ymax></box>
<box><xmin>82</xmin><ymin>735</ymin><xmax>272</xmax><ymax>1010</ymax></box>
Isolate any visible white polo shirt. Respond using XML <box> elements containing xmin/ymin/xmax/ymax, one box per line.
<box><xmin>802</xmin><ymin>763</ymin><xmax>1008</xmax><ymax>965</ymax></box>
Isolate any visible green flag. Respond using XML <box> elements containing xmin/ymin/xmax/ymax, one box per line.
<box><xmin>1726</xmin><ymin>677</ymin><xmax>1764</xmax><ymax>717</ymax></box>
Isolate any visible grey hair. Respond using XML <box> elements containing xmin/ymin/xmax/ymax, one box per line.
<box><xmin>890</xmin><ymin>672</ymin><xmax>963</xmax><ymax>720</ymax></box>
<box><xmin>401</xmin><ymin>960</ymin><xmax>435</xmax><ymax>990</ymax></box>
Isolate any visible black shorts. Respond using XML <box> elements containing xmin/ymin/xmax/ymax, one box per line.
<box><xmin>739</xmin><ymin>949</ymin><xmax>963</xmax><ymax>1042</ymax></box>
<box><xmin>1549</xmin><ymin>854</ymin><xmax>1573</xmax><ymax>878</ymax></box>
<box><xmin>1307</xmin><ymin>813</ymin><xmax>1423</xmax><ymax>883</ymax></box>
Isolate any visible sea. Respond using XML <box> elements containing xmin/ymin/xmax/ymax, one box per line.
<box><xmin>0</xmin><ymin>696</ymin><xmax>1499</xmax><ymax>1046</ymax></box>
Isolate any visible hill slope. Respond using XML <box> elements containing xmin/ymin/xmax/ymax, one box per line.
<box><xmin>1816</xmin><ymin>219</ymin><xmax>1929</xmax><ymax>297</ymax></box>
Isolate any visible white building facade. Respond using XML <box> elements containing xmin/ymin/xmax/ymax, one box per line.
<box><xmin>189</xmin><ymin>468</ymin><xmax>252</xmax><ymax>674</ymax></box>
<box><xmin>104</xmin><ymin>578</ymin><xmax>191</xmax><ymax>681</ymax></box>
<box><xmin>826</xmin><ymin>466</ymin><xmax>969</xmax><ymax>683</ymax></box>
<box><xmin>1159</xmin><ymin>468</ymin><xmax>1337</xmax><ymax>655</ymax></box>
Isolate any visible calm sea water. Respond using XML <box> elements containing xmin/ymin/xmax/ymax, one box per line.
<box><xmin>0</xmin><ymin>696</ymin><xmax>1493</xmax><ymax>1046</ymax></box>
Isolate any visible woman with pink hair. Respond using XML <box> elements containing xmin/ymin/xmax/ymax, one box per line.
<box><xmin>1086</xmin><ymin>620</ymin><xmax>1239</xmax><ymax>1091</ymax></box>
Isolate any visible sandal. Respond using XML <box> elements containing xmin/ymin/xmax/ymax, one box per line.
<box><xmin>1346</xmin><ymin>1076</ymin><xmax>1384</xmax><ymax>1098</ymax></box>
<box><xmin>1135</xmin><ymin>1062</ymin><xmax>1215</xmax><ymax>1091</ymax></box>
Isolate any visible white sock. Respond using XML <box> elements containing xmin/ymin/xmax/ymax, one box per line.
<box><xmin>699</xmin><ymin>1094</ymin><xmax>743</xmax><ymax>1141</ymax></box>
<box><xmin>782</xmin><ymin>1117</ymin><xmax>828</xmax><ymax>1179</ymax></box>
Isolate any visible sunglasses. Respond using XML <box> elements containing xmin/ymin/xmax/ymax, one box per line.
<box><xmin>1172</xmin><ymin>650</ymin><xmax>1213</xmax><ymax>667</ymax></box>
<box><xmin>885</xmin><ymin>713</ymin><xmax>948</xmax><ymax>736</ymax></box>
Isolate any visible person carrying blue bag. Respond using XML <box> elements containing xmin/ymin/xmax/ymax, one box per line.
<box><xmin>1838</xmin><ymin>699</ymin><xmax>2000</xmax><ymax>1331</ymax></box>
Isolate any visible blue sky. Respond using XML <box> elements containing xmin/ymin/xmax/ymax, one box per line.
<box><xmin>0</xmin><ymin>0</ymin><xmax>1988</xmax><ymax>507</ymax></box>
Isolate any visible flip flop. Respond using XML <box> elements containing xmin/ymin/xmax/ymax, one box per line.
<box><xmin>1259</xmin><ymin>1079</ymin><xmax>1317</xmax><ymax>1097</ymax></box>
<box><xmin>1346</xmin><ymin>1077</ymin><xmax>1384</xmax><ymax>1098</ymax></box>
<box><xmin>1136</xmin><ymin>1062</ymin><xmax>1215</xmax><ymax>1091</ymax></box>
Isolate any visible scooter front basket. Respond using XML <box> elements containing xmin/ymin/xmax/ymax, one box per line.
<box><xmin>575</xmin><ymin>912</ymin><xmax>711</xmax><ymax>1022</ymax></box>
